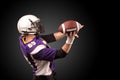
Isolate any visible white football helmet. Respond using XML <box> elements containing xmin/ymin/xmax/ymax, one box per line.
<box><xmin>17</xmin><ymin>14</ymin><xmax>44</xmax><ymax>34</ymax></box>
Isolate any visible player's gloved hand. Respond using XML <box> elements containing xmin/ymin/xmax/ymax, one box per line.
<box><xmin>66</xmin><ymin>31</ymin><xmax>76</xmax><ymax>44</ymax></box>
<box><xmin>65</xmin><ymin>23</ymin><xmax>84</xmax><ymax>44</ymax></box>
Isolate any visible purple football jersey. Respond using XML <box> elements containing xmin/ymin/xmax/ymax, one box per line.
<box><xmin>19</xmin><ymin>35</ymin><xmax>57</xmax><ymax>76</ymax></box>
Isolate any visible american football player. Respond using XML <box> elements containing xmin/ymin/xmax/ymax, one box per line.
<box><xmin>17</xmin><ymin>14</ymin><xmax>80</xmax><ymax>80</ymax></box>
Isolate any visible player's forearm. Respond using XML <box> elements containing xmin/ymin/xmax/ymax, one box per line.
<box><xmin>53</xmin><ymin>32</ymin><xmax>65</xmax><ymax>40</ymax></box>
<box><xmin>61</xmin><ymin>32</ymin><xmax>75</xmax><ymax>54</ymax></box>
<box><xmin>61</xmin><ymin>43</ymin><xmax>72</xmax><ymax>54</ymax></box>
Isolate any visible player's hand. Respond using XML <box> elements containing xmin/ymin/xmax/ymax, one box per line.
<box><xmin>66</xmin><ymin>31</ymin><xmax>79</xmax><ymax>38</ymax></box>
<box><xmin>65</xmin><ymin>31</ymin><xmax>77</xmax><ymax>44</ymax></box>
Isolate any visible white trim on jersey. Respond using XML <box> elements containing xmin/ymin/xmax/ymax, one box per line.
<box><xmin>30</xmin><ymin>44</ymin><xmax>46</xmax><ymax>55</ymax></box>
<box><xmin>30</xmin><ymin>44</ymin><xmax>52</xmax><ymax>76</ymax></box>
<box><xmin>34</xmin><ymin>60</ymin><xmax>52</xmax><ymax>76</ymax></box>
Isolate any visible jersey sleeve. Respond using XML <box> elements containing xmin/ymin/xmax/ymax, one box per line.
<box><xmin>31</xmin><ymin>45</ymin><xmax>57</xmax><ymax>61</ymax></box>
<box><xmin>55</xmin><ymin>49</ymin><xmax>67</xmax><ymax>59</ymax></box>
<box><xmin>40</xmin><ymin>33</ymin><xmax>56</xmax><ymax>43</ymax></box>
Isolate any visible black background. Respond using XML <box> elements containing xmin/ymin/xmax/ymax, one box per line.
<box><xmin>1</xmin><ymin>0</ymin><xmax>101</xmax><ymax>80</ymax></box>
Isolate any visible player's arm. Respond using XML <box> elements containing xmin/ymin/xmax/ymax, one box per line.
<box><xmin>32</xmin><ymin>32</ymin><xmax>76</xmax><ymax>60</ymax></box>
<box><xmin>53</xmin><ymin>31</ymin><xmax>65</xmax><ymax>40</ymax></box>
<box><xmin>55</xmin><ymin>31</ymin><xmax>76</xmax><ymax>59</ymax></box>
<box><xmin>40</xmin><ymin>31</ymin><xmax>65</xmax><ymax>43</ymax></box>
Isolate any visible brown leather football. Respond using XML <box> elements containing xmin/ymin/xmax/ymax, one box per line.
<box><xmin>58</xmin><ymin>20</ymin><xmax>83</xmax><ymax>34</ymax></box>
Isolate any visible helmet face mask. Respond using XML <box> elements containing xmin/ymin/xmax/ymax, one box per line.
<box><xmin>37</xmin><ymin>22</ymin><xmax>45</xmax><ymax>34</ymax></box>
<box><xmin>28</xmin><ymin>19</ymin><xmax>45</xmax><ymax>34</ymax></box>
<box><xmin>17</xmin><ymin>14</ymin><xmax>45</xmax><ymax>35</ymax></box>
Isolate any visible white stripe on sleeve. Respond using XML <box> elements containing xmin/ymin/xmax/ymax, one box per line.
<box><xmin>30</xmin><ymin>45</ymin><xmax>46</xmax><ymax>55</ymax></box>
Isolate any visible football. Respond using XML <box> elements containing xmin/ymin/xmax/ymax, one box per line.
<box><xmin>58</xmin><ymin>20</ymin><xmax>83</xmax><ymax>34</ymax></box>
